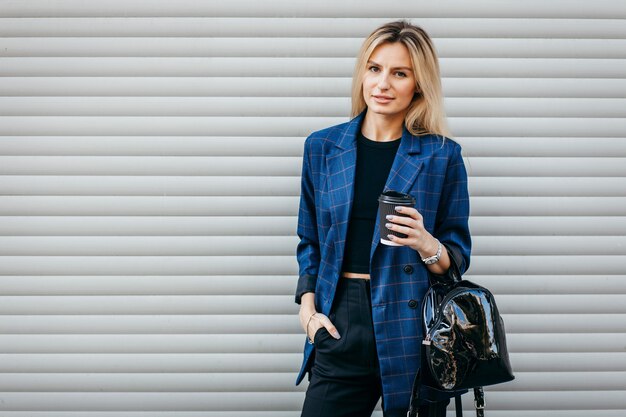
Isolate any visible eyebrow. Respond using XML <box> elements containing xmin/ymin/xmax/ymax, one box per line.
<box><xmin>367</xmin><ymin>60</ymin><xmax>413</xmax><ymax>71</ymax></box>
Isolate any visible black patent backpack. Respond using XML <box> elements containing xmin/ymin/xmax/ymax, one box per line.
<box><xmin>407</xmin><ymin>261</ymin><xmax>515</xmax><ymax>417</ymax></box>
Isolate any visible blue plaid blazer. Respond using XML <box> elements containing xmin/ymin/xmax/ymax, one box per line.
<box><xmin>294</xmin><ymin>108</ymin><xmax>471</xmax><ymax>412</ymax></box>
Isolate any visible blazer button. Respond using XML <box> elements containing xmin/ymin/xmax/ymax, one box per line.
<box><xmin>408</xmin><ymin>299</ymin><xmax>418</xmax><ymax>309</ymax></box>
<box><xmin>403</xmin><ymin>264</ymin><xmax>413</xmax><ymax>274</ymax></box>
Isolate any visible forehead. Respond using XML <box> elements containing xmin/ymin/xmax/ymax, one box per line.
<box><xmin>368</xmin><ymin>42</ymin><xmax>412</xmax><ymax>68</ymax></box>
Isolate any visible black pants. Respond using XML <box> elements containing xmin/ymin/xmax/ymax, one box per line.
<box><xmin>300</xmin><ymin>277</ymin><xmax>449</xmax><ymax>417</ymax></box>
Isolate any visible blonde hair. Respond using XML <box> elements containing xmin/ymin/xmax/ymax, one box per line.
<box><xmin>350</xmin><ymin>20</ymin><xmax>452</xmax><ymax>139</ymax></box>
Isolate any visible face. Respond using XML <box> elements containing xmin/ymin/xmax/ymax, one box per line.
<box><xmin>362</xmin><ymin>42</ymin><xmax>418</xmax><ymax>117</ymax></box>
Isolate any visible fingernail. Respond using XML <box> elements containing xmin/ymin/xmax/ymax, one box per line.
<box><xmin>386</xmin><ymin>215</ymin><xmax>393</xmax><ymax>220</ymax></box>
<box><xmin>388</xmin><ymin>234</ymin><xmax>394</xmax><ymax>239</ymax></box>
<box><xmin>395</xmin><ymin>206</ymin><xmax>402</xmax><ymax>211</ymax></box>
<box><xmin>385</xmin><ymin>223</ymin><xmax>392</xmax><ymax>228</ymax></box>
<box><xmin>332</xmin><ymin>331</ymin><xmax>341</xmax><ymax>339</ymax></box>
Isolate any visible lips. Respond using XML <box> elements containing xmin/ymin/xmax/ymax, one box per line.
<box><xmin>373</xmin><ymin>95</ymin><xmax>394</xmax><ymax>103</ymax></box>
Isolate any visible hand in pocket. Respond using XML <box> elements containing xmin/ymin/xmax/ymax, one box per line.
<box><xmin>307</xmin><ymin>312</ymin><xmax>341</xmax><ymax>341</ymax></box>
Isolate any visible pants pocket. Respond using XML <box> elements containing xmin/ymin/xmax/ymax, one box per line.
<box><xmin>313</xmin><ymin>280</ymin><xmax>377</xmax><ymax>378</ymax></box>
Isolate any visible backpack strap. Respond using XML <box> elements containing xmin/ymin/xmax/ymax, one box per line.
<box><xmin>448</xmin><ymin>389</ymin><xmax>485</xmax><ymax>417</ymax></box>
<box><xmin>454</xmin><ymin>395</ymin><xmax>463</xmax><ymax>417</ymax></box>
<box><xmin>473</xmin><ymin>387</ymin><xmax>485</xmax><ymax>417</ymax></box>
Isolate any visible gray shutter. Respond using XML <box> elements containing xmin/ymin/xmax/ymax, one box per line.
<box><xmin>1</xmin><ymin>1</ymin><xmax>625</xmax><ymax>416</ymax></box>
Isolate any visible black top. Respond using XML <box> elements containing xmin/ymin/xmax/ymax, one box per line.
<box><xmin>340</xmin><ymin>130</ymin><xmax>401</xmax><ymax>274</ymax></box>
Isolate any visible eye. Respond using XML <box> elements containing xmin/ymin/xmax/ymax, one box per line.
<box><xmin>396</xmin><ymin>72</ymin><xmax>407</xmax><ymax>78</ymax></box>
<box><xmin>368</xmin><ymin>65</ymin><xmax>379</xmax><ymax>72</ymax></box>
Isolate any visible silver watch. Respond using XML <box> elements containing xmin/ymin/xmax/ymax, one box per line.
<box><xmin>421</xmin><ymin>240</ymin><xmax>442</xmax><ymax>265</ymax></box>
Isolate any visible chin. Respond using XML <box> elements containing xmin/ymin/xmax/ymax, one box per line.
<box><xmin>368</xmin><ymin>103</ymin><xmax>404</xmax><ymax>116</ymax></box>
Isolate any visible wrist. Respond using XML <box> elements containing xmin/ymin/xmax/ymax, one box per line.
<box><xmin>299</xmin><ymin>292</ymin><xmax>316</xmax><ymax>313</ymax></box>
<box><xmin>420</xmin><ymin>238</ymin><xmax>442</xmax><ymax>265</ymax></box>
<box><xmin>300</xmin><ymin>306</ymin><xmax>316</xmax><ymax>318</ymax></box>
<box><xmin>418</xmin><ymin>236</ymin><xmax>439</xmax><ymax>259</ymax></box>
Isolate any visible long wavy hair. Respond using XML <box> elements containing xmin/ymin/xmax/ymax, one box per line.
<box><xmin>351</xmin><ymin>20</ymin><xmax>452</xmax><ymax>139</ymax></box>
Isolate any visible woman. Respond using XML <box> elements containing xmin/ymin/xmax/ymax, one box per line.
<box><xmin>294</xmin><ymin>20</ymin><xmax>471</xmax><ymax>417</ymax></box>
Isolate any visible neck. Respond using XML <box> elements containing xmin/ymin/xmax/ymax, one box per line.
<box><xmin>361</xmin><ymin>109</ymin><xmax>405</xmax><ymax>142</ymax></box>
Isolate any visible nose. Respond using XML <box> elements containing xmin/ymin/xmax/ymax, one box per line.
<box><xmin>377</xmin><ymin>71</ymin><xmax>391</xmax><ymax>89</ymax></box>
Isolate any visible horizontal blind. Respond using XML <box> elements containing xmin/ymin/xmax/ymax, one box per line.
<box><xmin>0</xmin><ymin>1</ymin><xmax>625</xmax><ymax>416</ymax></box>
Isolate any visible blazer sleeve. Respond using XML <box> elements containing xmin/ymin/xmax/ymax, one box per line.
<box><xmin>431</xmin><ymin>142</ymin><xmax>472</xmax><ymax>282</ymax></box>
<box><xmin>294</xmin><ymin>136</ymin><xmax>321</xmax><ymax>304</ymax></box>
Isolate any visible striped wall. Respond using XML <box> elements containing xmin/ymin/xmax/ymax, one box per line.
<box><xmin>1</xmin><ymin>1</ymin><xmax>625</xmax><ymax>415</ymax></box>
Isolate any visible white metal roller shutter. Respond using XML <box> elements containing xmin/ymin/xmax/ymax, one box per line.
<box><xmin>0</xmin><ymin>1</ymin><xmax>625</xmax><ymax>416</ymax></box>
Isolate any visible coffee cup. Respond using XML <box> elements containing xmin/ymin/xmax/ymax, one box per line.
<box><xmin>377</xmin><ymin>190</ymin><xmax>416</xmax><ymax>246</ymax></box>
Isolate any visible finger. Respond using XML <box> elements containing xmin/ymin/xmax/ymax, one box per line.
<box><xmin>385</xmin><ymin>222</ymin><xmax>415</xmax><ymax>236</ymax></box>
<box><xmin>395</xmin><ymin>206</ymin><xmax>423</xmax><ymax>221</ymax></box>
<box><xmin>385</xmin><ymin>214</ymin><xmax>417</xmax><ymax>226</ymax></box>
<box><xmin>387</xmin><ymin>234</ymin><xmax>411</xmax><ymax>247</ymax></box>
<box><xmin>326</xmin><ymin>325</ymin><xmax>341</xmax><ymax>339</ymax></box>
<box><xmin>322</xmin><ymin>317</ymin><xmax>341</xmax><ymax>339</ymax></box>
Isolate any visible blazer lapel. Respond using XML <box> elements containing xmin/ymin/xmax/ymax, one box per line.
<box><xmin>325</xmin><ymin>111</ymin><xmax>363</xmax><ymax>262</ymax></box>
